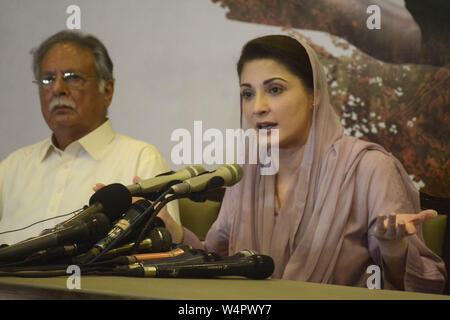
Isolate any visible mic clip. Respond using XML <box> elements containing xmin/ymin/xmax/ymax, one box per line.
<box><xmin>186</xmin><ymin>188</ymin><xmax>226</xmax><ymax>203</ymax></box>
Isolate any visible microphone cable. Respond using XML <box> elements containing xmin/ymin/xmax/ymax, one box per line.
<box><xmin>129</xmin><ymin>193</ymin><xmax>185</xmax><ymax>255</ymax></box>
<box><xmin>0</xmin><ymin>207</ymin><xmax>86</xmax><ymax>236</ymax></box>
<box><xmin>129</xmin><ymin>187</ymin><xmax>224</xmax><ymax>255</ymax></box>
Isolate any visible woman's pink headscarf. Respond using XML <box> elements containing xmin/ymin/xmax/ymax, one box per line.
<box><xmin>226</xmin><ymin>37</ymin><xmax>420</xmax><ymax>282</ymax></box>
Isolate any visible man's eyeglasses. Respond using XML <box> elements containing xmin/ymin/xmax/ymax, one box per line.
<box><xmin>33</xmin><ymin>72</ymin><xmax>95</xmax><ymax>89</ymax></box>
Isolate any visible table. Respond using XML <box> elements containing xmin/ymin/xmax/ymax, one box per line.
<box><xmin>0</xmin><ymin>275</ymin><xmax>448</xmax><ymax>300</ymax></box>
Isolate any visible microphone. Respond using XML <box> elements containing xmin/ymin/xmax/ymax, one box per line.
<box><xmin>19</xmin><ymin>242</ymin><xmax>93</xmax><ymax>266</ymax></box>
<box><xmin>170</xmin><ymin>164</ymin><xmax>243</xmax><ymax>195</ymax></box>
<box><xmin>117</xmin><ymin>250</ymin><xmax>274</xmax><ymax>279</ymax></box>
<box><xmin>0</xmin><ymin>213</ymin><xmax>111</xmax><ymax>263</ymax></box>
<box><xmin>126</xmin><ymin>166</ymin><xmax>207</xmax><ymax>196</ymax></box>
<box><xmin>81</xmin><ymin>226</ymin><xmax>173</xmax><ymax>262</ymax></box>
<box><xmin>114</xmin><ymin>248</ymin><xmax>220</xmax><ymax>275</ymax></box>
<box><xmin>140</xmin><ymin>227</ymin><xmax>173</xmax><ymax>253</ymax></box>
<box><xmin>55</xmin><ymin>166</ymin><xmax>202</xmax><ymax>231</ymax></box>
<box><xmin>113</xmin><ymin>216</ymin><xmax>166</xmax><ymax>248</ymax></box>
<box><xmin>75</xmin><ymin>199</ymin><xmax>152</xmax><ymax>264</ymax></box>
<box><xmin>142</xmin><ymin>248</ymin><xmax>219</xmax><ymax>266</ymax></box>
<box><xmin>54</xmin><ymin>183</ymin><xmax>132</xmax><ymax>230</ymax></box>
<box><xmin>131</xmin><ymin>244</ymin><xmax>191</xmax><ymax>263</ymax></box>
<box><xmin>89</xmin><ymin>245</ymin><xmax>198</xmax><ymax>268</ymax></box>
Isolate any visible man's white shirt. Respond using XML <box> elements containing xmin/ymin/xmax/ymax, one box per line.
<box><xmin>0</xmin><ymin>120</ymin><xmax>180</xmax><ymax>244</ymax></box>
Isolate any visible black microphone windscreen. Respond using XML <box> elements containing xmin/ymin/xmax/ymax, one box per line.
<box><xmin>89</xmin><ymin>183</ymin><xmax>132</xmax><ymax>221</ymax></box>
<box><xmin>148</xmin><ymin>216</ymin><xmax>165</xmax><ymax>229</ymax></box>
<box><xmin>147</xmin><ymin>227</ymin><xmax>172</xmax><ymax>252</ymax></box>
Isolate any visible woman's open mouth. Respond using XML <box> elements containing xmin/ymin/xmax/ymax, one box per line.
<box><xmin>257</xmin><ymin>122</ymin><xmax>278</xmax><ymax>130</ymax></box>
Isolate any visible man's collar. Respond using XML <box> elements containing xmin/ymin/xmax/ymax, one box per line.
<box><xmin>78</xmin><ymin>119</ymin><xmax>115</xmax><ymax>160</ymax></box>
<box><xmin>39</xmin><ymin>139</ymin><xmax>56</xmax><ymax>162</ymax></box>
<box><xmin>39</xmin><ymin>119</ymin><xmax>115</xmax><ymax>162</ymax></box>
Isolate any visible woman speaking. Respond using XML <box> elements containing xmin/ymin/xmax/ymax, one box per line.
<box><xmin>159</xmin><ymin>35</ymin><xmax>446</xmax><ymax>293</ymax></box>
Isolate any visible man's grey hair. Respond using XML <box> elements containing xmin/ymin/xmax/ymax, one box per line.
<box><xmin>31</xmin><ymin>30</ymin><xmax>114</xmax><ymax>91</ymax></box>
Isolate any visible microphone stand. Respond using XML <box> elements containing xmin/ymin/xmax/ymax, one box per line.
<box><xmin>85</xmin><ymin>184</ymin><xmax>226</xmax><ymax>265</ymax></box>
<box><xmin>129</xmin><ymin>193</ymin><xmax>184</xmax><ymax>255</ymax></box>
<box><xmin>129</xmin><ymin>186</ymin><xmax>223</xmax><ymax>255</ymax></box>
<box><xmin>85</xmin><ymin>189</ymin><xmax>173</xmax><ymax>265</ymax></box>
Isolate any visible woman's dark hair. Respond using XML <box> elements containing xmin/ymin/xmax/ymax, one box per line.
<box><xmin>237</xmin><ymin>35</ymin><xmax>313</xmax><ymax>89</ymax></box>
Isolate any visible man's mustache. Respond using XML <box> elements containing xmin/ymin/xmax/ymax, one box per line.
<box><xmin>49</xmin><ymin>97</ymin><xmax>76</xmax><ymax>112</ymax></box>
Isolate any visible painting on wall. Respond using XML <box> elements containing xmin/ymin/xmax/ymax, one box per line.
<box><xmin>213</xmin><ymin>0</ymin><xmax>450</xmax><ymax>197</ymax></box>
